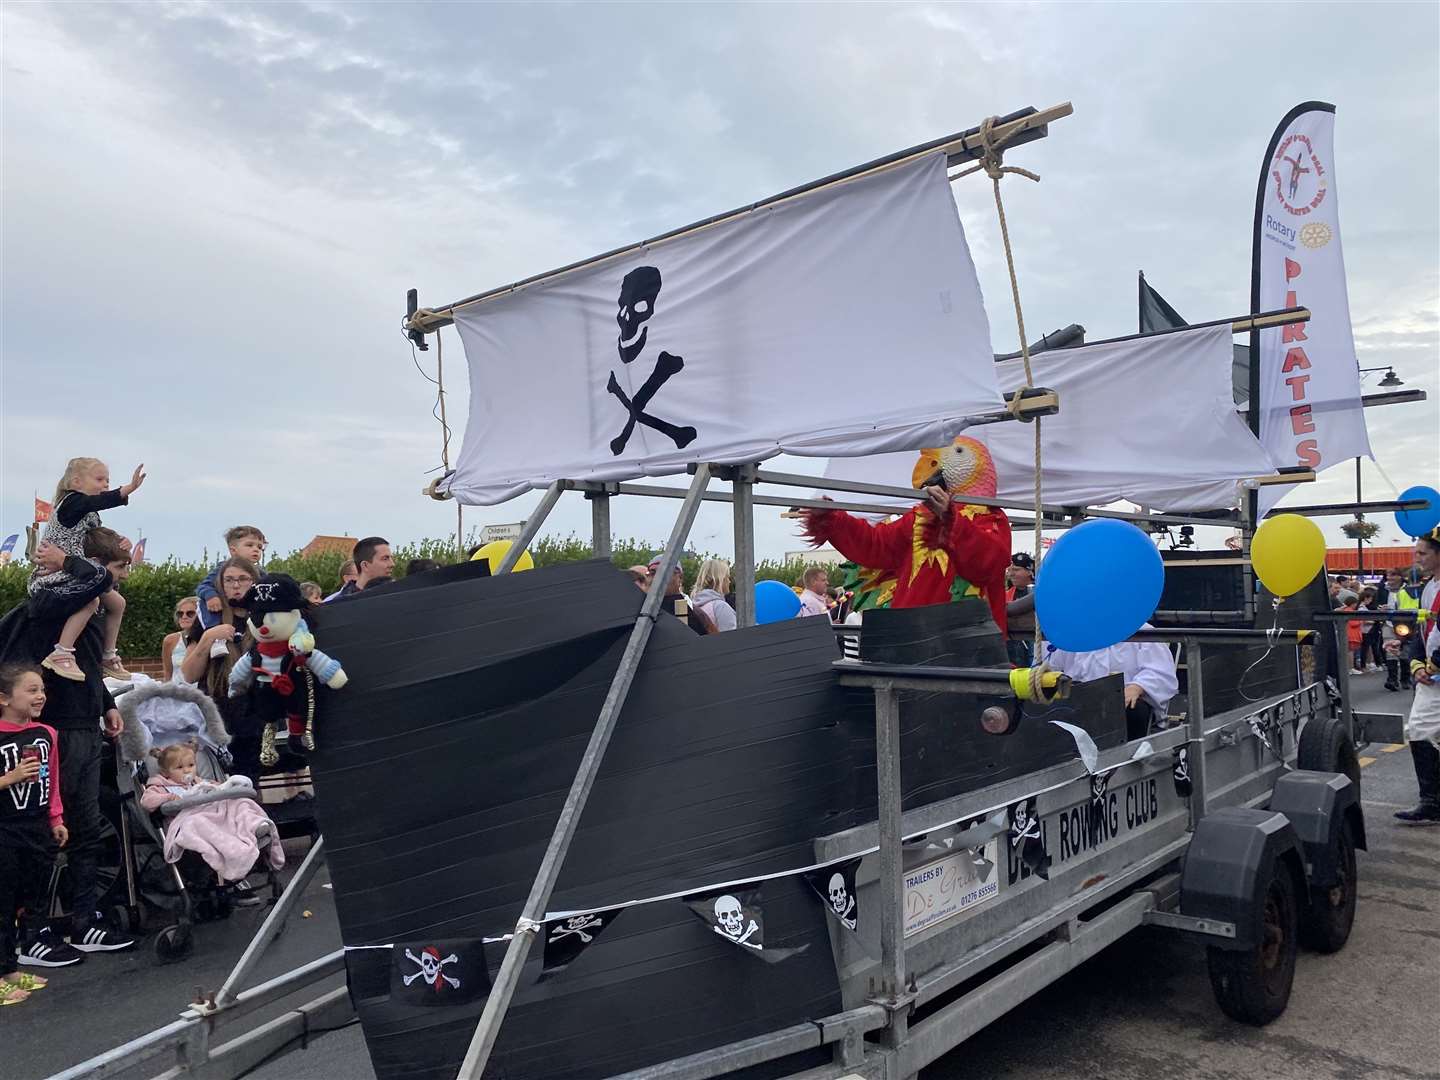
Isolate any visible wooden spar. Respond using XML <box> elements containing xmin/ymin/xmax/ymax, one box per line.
<box><xmin>406</xmin><ymin>104</ymin><xmax>1072</xmax><ymax>336</ymax></box>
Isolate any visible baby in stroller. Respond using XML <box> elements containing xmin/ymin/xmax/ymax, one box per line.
<box><xmin>139</xmin><ymin>743</ymin><xmax>282</xmax><ymax>885</ymax></box>
<box><xmin>119</xmin><ymin>681</ymin><xmax>284</xmax><ymax>908</ymax></box>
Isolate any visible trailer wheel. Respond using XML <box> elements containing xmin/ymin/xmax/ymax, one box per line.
<box><xmin>1300</xmin><ymin>823</ymin><xmax>1357</xmax><ymax>953</ymax></box>
<box><xmin>1206</xmin><ymin>860</ymin><xmax>1298</xmax><ymax>1025</ymax></box>
<box><xmin>1297</xmin><ymin>715</ymin><xmax>1360</xmax><ymax>794</ymax></box>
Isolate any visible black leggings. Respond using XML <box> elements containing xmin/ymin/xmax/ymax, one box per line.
<box><xmin>0</xmin><ymin>820</ymin><xmax>55</xmax><ymax>975</ymax></box>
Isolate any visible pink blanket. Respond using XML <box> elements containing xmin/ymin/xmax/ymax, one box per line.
<box><xmin>163</xmin><ymin>798</ymin><xmax>285</xmax><ymax>882</ymax></box>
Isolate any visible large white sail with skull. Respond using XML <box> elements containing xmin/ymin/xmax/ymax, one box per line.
<box><xmin>444</xmin><ymin>151</ymin><xmax>1003</xmax><ymax>505</ymax></box>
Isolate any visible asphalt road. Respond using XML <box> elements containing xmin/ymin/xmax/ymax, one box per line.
<box><xmin>11</xmin><ymin>675</ymin><xmax>1437</xmax><ymax>1080</ymax></box>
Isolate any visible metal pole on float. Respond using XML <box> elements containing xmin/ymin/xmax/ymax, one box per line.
<box><xmin>455</xmin><ymin>465</ymin><xmax>714</xmax><ymax>1080</ymax></box>
<box><xmin>493</xmin><ymin>483</ymin><xmax>564</xmax><ymax>574</ymax></box>
<box><xmin>732</xmin><ymin>464</ymin><xmax>757</xmax><ymax>628</ymax></box>
<box><xmin>590</xmin><ymin>488</ymin><xmax>614</xmax><ymax>560</ymax></box>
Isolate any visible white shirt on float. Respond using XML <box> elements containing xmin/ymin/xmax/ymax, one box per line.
<box><xmin>1043</xmin><ymin>623</ymin><xmax>1179</xmax><ymax>715</ymax></box>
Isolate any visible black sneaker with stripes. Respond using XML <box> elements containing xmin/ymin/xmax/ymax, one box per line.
<box><xmin>70</xmin><ymin>912</ymin><xmax>136</xmax><ymax>953</ymax></box>
<box><xmin>18</xmin><ymin>927</ymin><xmax>85</xmax><ymax>968</ymax></box>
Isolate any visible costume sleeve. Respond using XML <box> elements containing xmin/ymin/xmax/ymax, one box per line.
<box><xmin>305</xmin><ymin>649</ymin><xmax>343</xmax><ymax>684</ymax></box>
<box><xmin>41</xmin><ymin>723</ymin><xmax>64</xmax><ymax>827</ymax></box>
<box><xmin>55</xmin><ymin>489</ymin><xmax>128</xmax><ymax>528</ymax></box>
<box><xmin>229</xmin><ymin>653</ymin><xmax>256</xmax><ymax>696</ymax></box>
<box><xmin>804</xmin><ymin>508</ymin><xmax>912</xmax><ymax>572</ymax></box>
<box><xmin>1127</xmin><ymin>642</ymin><xmax>1179</xmax><ymax>711</ymax></box>
<box><xmin>940</xmin><ymin>509</ymin><xmax>1012</xmax><ymax>584</ymax></box>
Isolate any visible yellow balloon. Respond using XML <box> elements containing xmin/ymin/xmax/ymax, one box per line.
<box><xmin>470</xmin><ymin>540</ymin><xmax>535</xmax><ymax>573</ymax></box>
<box><xmin>1250</xmin><ymin>514</ymin><xmax>1326</xmax><ymax>597</ymax></box>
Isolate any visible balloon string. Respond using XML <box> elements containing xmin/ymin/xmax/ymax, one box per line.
<box><xmin>1236</xmin><ymin>597</ymin><xmax>1285</xmax><ymax>703</ymax></box>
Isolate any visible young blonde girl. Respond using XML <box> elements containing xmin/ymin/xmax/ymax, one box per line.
<box><xmin>30</xmin><ymin>457</ymin><xmax>146</xmax><ymax>682</ymax></box>
<box><xmin>0</xmin><ymin>664</ymin><xmax>72</xmax><ymax>1003</ymax></box>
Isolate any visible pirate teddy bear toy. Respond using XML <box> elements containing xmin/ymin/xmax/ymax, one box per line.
<box><xmin>228</xmin><ymin>574</ymin><xmax>347</xmax><ymax>767</ymax></box>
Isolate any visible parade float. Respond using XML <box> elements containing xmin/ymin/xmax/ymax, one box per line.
<box><xmin>57</xmin><ymin>101</ymin><xmax>1434</xmax><ymax>1080</ymax></box>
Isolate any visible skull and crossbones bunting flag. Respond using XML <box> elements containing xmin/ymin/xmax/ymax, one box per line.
<box><xmin>1172</xmin><ymin>747</ymin><xmax>1193</xmax><ymax>798</ymax></box>
<box><xmin>685</xmin><ymin>884</ymin><xmax>765</xmax><ymax>953</ymax></box>
<box><xmin>1088</xmin><ymin>771</ymin><xmax>1111</xmax><ymax>848</ymax></box>
<box><xmin>542</xmin><ymin>906</ymin><xmax>624</xmax><ymax>976</ymax></box>
<box><xmin>391</xmin><ymin>938</ymin><xmax>488</xmax><ymax>1006</ymax></box>
<box><xmin>1008</xmin><ymin>797</ymin><xmax>1051</xmax><ymax>881</ymax></box>
<box><xmin>802</xmin><ymin>859</ymin><xmax>861</xmax><ymax>933</ymax></box>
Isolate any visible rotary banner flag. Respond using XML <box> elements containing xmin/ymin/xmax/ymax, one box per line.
<box><xmin>1251</xmin><ymin>102</ymin><xmax>1371</xmax><ymax>515</ymax></box>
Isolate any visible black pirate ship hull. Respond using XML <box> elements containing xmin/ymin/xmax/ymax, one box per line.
<box><xmin>312</xmin><ymin>561</ymin><xmax>1125</xmax><ymax>1079</ymax></box>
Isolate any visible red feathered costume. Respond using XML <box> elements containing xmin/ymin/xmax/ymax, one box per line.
<box><xmin>802</xmin><ymin>437</ymin><xmax>1011</xmax><ymax>634</ymax></box>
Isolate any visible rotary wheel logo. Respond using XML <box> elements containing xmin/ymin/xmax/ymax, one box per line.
<box><xmin>1272</xmin><ymin>133</ymin><xmax>1328</xmax><ymax>216</ymax></box>
<box><xmin>1299</xmin><ymin>222</ymin><xmax>1332</xmax><ymax>249</ymax></box>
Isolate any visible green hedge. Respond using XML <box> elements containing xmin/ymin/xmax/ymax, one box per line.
<box><xmin>0</xmin><ymin>535</ymin><xmax>821</xmax><ymax>658</ymax></box>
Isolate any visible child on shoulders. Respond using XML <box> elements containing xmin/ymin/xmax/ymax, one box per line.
<box><xmin>30</xmin><ymin>457</ymin><xmax>145</xmax><ymax>683</ymax></box>
<box><xmin>197</xmin><ymin>528</ymin><xmax>267</xmax><ymax>630</ymax></box>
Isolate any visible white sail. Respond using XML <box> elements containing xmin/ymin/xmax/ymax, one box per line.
<box><xmin>443</xmin><ymin>151</ymin><xmax>1002</xmax><ymax>505</ymax></box>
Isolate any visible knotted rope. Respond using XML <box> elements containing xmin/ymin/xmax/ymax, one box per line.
<box><xmin>958</xmin><ymin>116</ymin><xmax>1046</xmax><ymax>650</ymax></box>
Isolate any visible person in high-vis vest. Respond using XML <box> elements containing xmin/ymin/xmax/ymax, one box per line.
<box><xmin>1385</xmin><ymin>568</ymin><xmax>1421</xmax><ymax>691</ymax></box>
<box><xmin>1395</xmin><ymin>527</ymin><xmax>1440</xmax><ymax>827</ymax></box>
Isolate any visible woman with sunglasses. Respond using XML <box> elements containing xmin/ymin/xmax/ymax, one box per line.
<box><xmin>161</xmin><ymin>597</ymin><xmax>199</xmax><ymax>683</ymax></box>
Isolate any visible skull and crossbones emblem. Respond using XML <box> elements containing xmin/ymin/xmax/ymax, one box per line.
<box><xmin>551</xmin><ymin>913</ymin><xmax>603</xmax><ymax>944</ymax></box>
<box><xmin>826</xmin><ymin>873</ymin><xmax>857</xmax><ymax>930</ymax></box>
<box><xmin>1010</xmin><ymin>801</ymin><xmax>1040</xmax><ymax>848</ymax></box>
<box><xmin>403</xmin><ymin>946</ymin><xmax>460</xmax><ymax>992</ymax></box>
<box><xmin>1173</xmin><ymin>748</ymin><xmax>1191</xmax><ymax>784</ymax></box>
<box><xmin>712</xmin><ymin>895</ymin><xmax>761</xmax><ymax>950</ymax></box>
<box><xmin>606</xmin><ymin>266</ymin><xmax>696</xmax><ymax>455</ymax></box>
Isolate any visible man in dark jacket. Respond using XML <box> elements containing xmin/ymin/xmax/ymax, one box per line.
<box><xmin>3</xmin><ymin>533</ymin><xmax>136</xmax><ymax>960</ymax></box>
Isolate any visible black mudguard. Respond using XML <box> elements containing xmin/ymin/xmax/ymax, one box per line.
<box><xmin>1267</xmin><ymin>770</ymin><xmax>1367</xmax><ymax>887</ymax></box>
<box><xmin>1181</xmin><ymin>807</ymin><xmax>1306</xmax><ymax>952</ymax></box>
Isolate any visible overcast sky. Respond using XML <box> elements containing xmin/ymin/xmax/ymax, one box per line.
<box><xmin>3</xmin><ymin>1</ymin><xmax>1436</xmax><ymax>564</ymax></box>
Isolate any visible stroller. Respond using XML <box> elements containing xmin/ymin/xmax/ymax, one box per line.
<box><xmin>116</xmin><ymin>680</ymin><xmax>286</xmax><ymax>962</ymax></box>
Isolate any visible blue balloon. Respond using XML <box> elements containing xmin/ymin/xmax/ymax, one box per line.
<box><xmin>1035</xmin><ymin>519</ymin><xmax>1165</xmax><ymax>652</ymax></box>
<box><xmin>755</xmin><ymin>579</ymin><xmax>803</xmax><ymax>624</ymax></box>
<box><xmin>1395</xmin><ymin>485</ymin><xmax>1440</xmax><ymax>538</ymax></box>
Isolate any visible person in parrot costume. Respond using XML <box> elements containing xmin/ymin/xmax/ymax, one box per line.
<box><xmin>800</xmin><ymin>436</ymin><xmax>1012</xmax><ymax>633</ymax></box>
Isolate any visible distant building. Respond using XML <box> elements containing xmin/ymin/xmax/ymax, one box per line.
<box><xmin>785</xmin><ymin>546</ymin><xmax>846</xmax><ymax>567</ymax></box>
<box><xmin>300</xmin><ymin>534</ymin><xmax>356</xmax><ymax>559</ymax></box>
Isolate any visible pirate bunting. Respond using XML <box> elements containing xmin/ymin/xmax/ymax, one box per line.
<box><xmin>391</xmin><ymin>938</ymin><xmax>489</xmax><ymax>1007</ymax></box>
<box><xmin>1008</xmin><ymin>796</ymin><xmax>1051</xmax><ymax>881</ymax></box>
<box><xmin>542</xmin><ymin>907</ymin><xmax>624</xmax><ymax>976</ymax></box>
<box><xmin>802</xmin><ymin>860</ymin><xmax>861</xmax><ymax>933</ymax></box>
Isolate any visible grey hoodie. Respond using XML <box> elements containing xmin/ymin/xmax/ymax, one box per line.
<box><xmin>692</xmin><ymin>589</ymin><xmax>737</xmax><ymax>632</ymax></box>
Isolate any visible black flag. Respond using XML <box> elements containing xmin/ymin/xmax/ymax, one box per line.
<box><xmin>802</xmin><ymin>860</ymin><xmax>860</xmax><ymax>933</ymax></box>
<box><xmin>1172</xmin><ymin>747</ymin><xmax>1193</xmax><ymax>798</ymax></box>
<box><xmin>1088</xmin><ymin>771</ymin><xmax>1111</xmax><ymax>848</ymax></box>
<box><xmin>542</xmin><ymin>907</ymin><xmax>624</xmax><ymax>976</ymax></box>
<box><xmin>1008</xmin><ymin>797</ymin><xmax>1050</xmax><ymax>881</ymax></box>
<box><xmin>1139</xmin><ymin>271</ymin><xmax>1251</xmax><ymax>408</ymax></box>
<box><xmin>684</xmin><ymin>884</ymin><xmax>765</xmax><ymax>953</ymax></box>
<box><xmin>391</xmin><ymin>938</ymin><xmax>489</xmax><ymax>1007</ymax></box>
<box><xmin>682</xmin><ymin>884</ymin><xmax>809</xmax><ymax>963</ymax></box>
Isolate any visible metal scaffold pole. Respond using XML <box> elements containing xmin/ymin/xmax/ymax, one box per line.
<box><xmin>456</xmin><ymin>465</ymin><xmax>714</xmax><ymax>1080</ymax></box>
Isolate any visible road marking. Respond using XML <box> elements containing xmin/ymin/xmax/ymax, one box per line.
<box><xmin>1382</xmin><ymin>743</ymin><xmax>1407</xmax><ymax>753</ymax></box>
<box><xmin>1359</xmin><ymin>756</ymin><xmax>1377</xmax><ymax>768</ymax></box>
